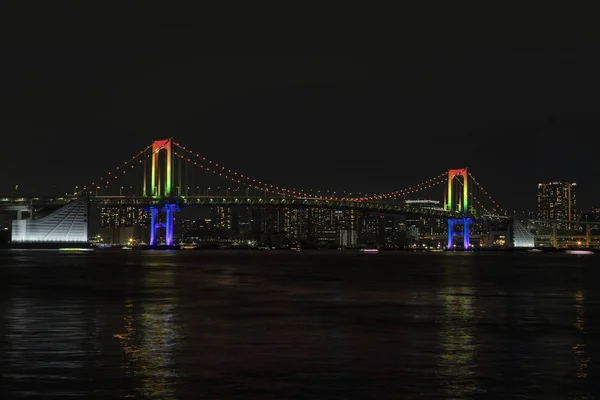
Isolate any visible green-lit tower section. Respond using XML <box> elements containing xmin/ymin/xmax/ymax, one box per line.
<box><xmin>150</xmin><ymin>138</ymin><xmax>173</xmax><ymax>198</ymax></box>
<box><xmin>446</xmin><ymin>168</ymin><xmax>471</xmax><ymax>250</ymax></box>
<box><xmin>446</xmin><ymin>168</ymin><xmax>469</xmax><ymax>212</ymax></box>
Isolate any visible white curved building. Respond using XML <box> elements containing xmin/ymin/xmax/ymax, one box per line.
<box><xmin>512</xmin><ymin>219</ymin><xmax>535</xmax><ymax>248</ymax></box>
<box><xmin>11</xmin><ymin>198</ymin><xmax>88</xmax><ymax>243</ymax></box>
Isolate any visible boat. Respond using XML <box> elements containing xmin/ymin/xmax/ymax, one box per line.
<box><xmin>359</xmin><ymin>248</ymin><xmax>379</xmax><ymax>253</ymax></box>
<box><xmin>566</xmin><ymin>249</ymin><xmax>595</xmax><ymax>255</ymax></box>
<box><xmin>58</xmin><ymin>247</ymin><xmax>94</xmax><ymax>252</ymax></box>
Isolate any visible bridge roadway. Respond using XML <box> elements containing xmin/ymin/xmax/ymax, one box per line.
<box><xmin>0</xmin><ymin>195</ymin><xmax>489</xmax><ymax>220</ymax></box>
<box><xmin>94</xmin><ymin>196</ymin><xmax>466</xmax><ymax>219</ymax></box>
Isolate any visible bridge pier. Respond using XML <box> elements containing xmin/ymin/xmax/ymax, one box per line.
<box><xmin>165</xmin><ymin>204</ymin><xmax>176</xmax><ymax>246</ymax></box>
<box><xmin>148</xmin><ymin>203</ymin><xmax>180</xmax><ymax>247</ymax></box>
<box><xmin>149</xmin><ymin>208</ymin><xmax>158</xmax><ymax>246</ymax></box>
<box><xmin>447</xmin><ymin>217</ymin><xmax>472</xmax><ymax>250</ymax></box>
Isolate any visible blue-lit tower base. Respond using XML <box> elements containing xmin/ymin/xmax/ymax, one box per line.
<box><xmin>148</xmin><ymin>203</ymin><xmax>180</xmax><ymax>247</ymax></box>
<box><xmin>447</xmin><ymin>218</ymin><xmax>472</xmax><ymax>250</ymax></box>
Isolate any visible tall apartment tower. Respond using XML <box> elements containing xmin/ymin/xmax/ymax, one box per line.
<box><xmin>537</xmin><ymin>181</ymin><xmax>577</xmax><ymax>222</ymax></box>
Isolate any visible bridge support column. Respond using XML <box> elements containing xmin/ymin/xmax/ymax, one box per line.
<box><xmin>463</xmin><ymin>218</ymin><xmax>470</xmax><ymax>249</ymax></box>
<box><xmin>447</xmin><ymin>217</ymin><xmax>472</xmax><ymax>250</ymax></box>
<box><xmin>165</xmin><ymin>204</ymin><xmax>176</xmax><ymax>246</ymax></box>
<box><xmin>448</xmin><ymin>219</ymin><xmax>454</xmax><ymax>249</ymax></box>
<box><xmin>147</xmin><ymin>203</ymin><xmax>180</xmax><ymax>247</ymax></box>
<box><xmin>149</xmin><ymin>207</ymin><xmax>158</xmax><ymax>246</ymax></box>
<box><xmin>15</xmin><ymin>206</ymin><xmax>33</xmax><ymax>220</ymax></box>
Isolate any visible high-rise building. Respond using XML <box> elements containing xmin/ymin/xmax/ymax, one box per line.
<box><xmin>284</xmin><ymin>208</ymin><xmax>308</xmax><ymax>241</ymax></box>
<box><xmin>100</xmin><ymin>206</ymin><xmax>149</xmax><ymax>227</ymax></box>
<box><xmin>250</xmin><ymin>208</ymin><xmax>283</xmax><ymax>235</ymax></box>
<box><xmin>582</xmin><ymin>211</ymin><xmax>600</xmax><ymax>233</ymax></box>
<box><xmin>177</xmin><ymin>218</ymin><xmax>197</xmax><ymax>236</ymax></box>
<box><xmin>537</xmin><ymin>181</ymin><xmax>577</xmax><ymax>223</ymax></box>
<box><xmin>214</xmin><ymin>206</ymin><xmax>232</xmax><ymax>231</ymax></box>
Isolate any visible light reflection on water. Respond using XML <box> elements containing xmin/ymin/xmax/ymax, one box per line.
<box><xmin>573</xmin><ymin>290</ymin><xmax>589</xmax><ymax>380</ymax></box>
<box><xmin>2</xmin><ymin>251</ymin><xmax>600</xmax><ymax>398</ymax></box>
<box><xmin>114</xmin><ymin>268</ymin><xmax>180</xmax><ymax>399</ymax></box>
<box><xmin>438</xmin><ymin>285</ymin><xmax>477</xmax><ymax>398</ymax></box>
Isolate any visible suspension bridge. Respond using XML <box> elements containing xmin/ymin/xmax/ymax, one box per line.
<box><xmin>0</xmin><ymin>138</ymin><xmax>553</xmax><ymax>249</ymax></box>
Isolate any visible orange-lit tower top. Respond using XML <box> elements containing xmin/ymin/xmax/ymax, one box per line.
<box><xmin>147</xmin><ymin>138</ymin><xmax>173</xmax><ymax>198</ymax></box>
<box><xmin>446</xmin><ymin>168</ymin><xmax>468</xmax><ymax>213</ymax></box>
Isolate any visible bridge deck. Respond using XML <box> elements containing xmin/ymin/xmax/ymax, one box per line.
<box><xmin>0</xmin><ymin>195</ymin><xmax>477</xmax><ymax>219</ymax></box>
<box><xmin>92</xmin><ymin>196</ymin><xmax>464</xmax><ymax>218</ymax></box>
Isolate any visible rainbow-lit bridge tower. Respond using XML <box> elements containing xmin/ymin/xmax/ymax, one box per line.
<box><xmin>445</xmin><ymin>168</ymin><xmax>472</xmax><ymax>250</ymax></box>
<box><xmin>143</xmin><ymin>138</ymin><xmax>180</xmax><ymax>247</ymax></box>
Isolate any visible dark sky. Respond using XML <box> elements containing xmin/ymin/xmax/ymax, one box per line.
<box><xmin>0</xmin><ymin>3</ymin><xmax>598</xmax><ymax>212</ymax></box>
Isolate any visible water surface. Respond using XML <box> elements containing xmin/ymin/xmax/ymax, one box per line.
<box><xmin>0</xmin><ymin>250</ymin><xmax>598</xmax><ymax>398</ymax></box>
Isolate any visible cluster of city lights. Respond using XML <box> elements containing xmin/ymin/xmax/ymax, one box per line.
<box><xmin>75</xmin><ymin>145</ymin><xmax>152</xmax><ymax>195</ymax></box>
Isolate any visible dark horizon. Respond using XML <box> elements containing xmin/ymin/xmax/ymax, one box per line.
<box><xmin>1</xmin><ymin>4</ymin><xmax>598</xmax><ymax>213</ymax></box>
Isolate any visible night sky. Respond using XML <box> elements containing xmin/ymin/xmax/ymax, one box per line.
<box><xmin>0</xmin><ymin>3</ymin><xmax>598</xmax><ymax>212</ymax></box>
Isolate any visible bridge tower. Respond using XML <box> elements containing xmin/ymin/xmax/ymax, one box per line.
<box><xmin>446</xmin><ymin>168</ymin><xmax>468</xmax><ymax>213</ymax></box>
<box><xmin>144</xmin><ymin>138</ymin><xmax>180</xmax><ymax>247</ymax></box>
<box><xmin>445</xmin><ymin>168</ymin><xmax>472</xmax><ymax>250</ymax></box>
<box><xmin>143</xmin><ymin>138</ymin><xmax>173</xmax><ymax>198</ymax></box>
